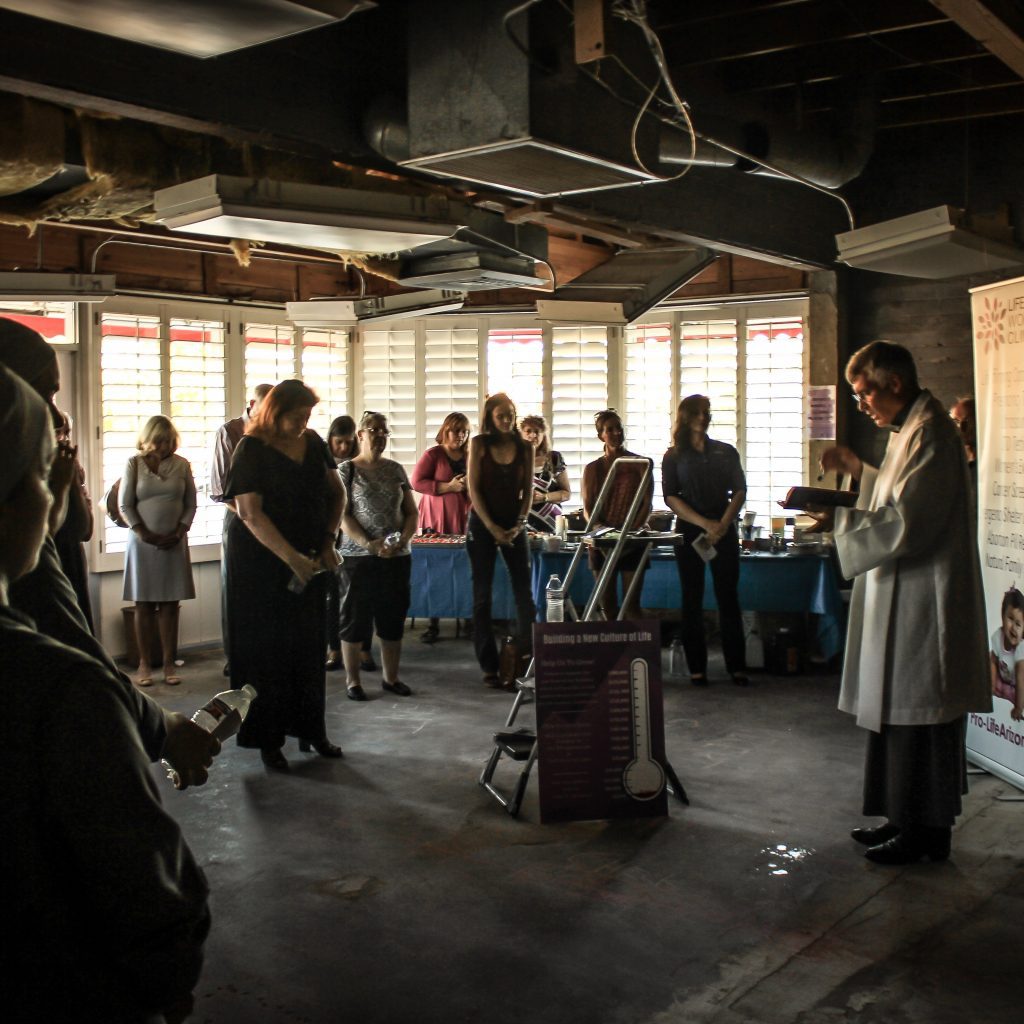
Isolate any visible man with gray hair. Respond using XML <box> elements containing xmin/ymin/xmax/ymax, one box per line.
<box><xmin>211</xmin><ymin>382</ymin><xmax>272</xmax><ymax>675</ymax></box>
<box><xmin>820</xmin><ymin>340</ymin><xmax>990</xmax><ymax>864</ymax></box>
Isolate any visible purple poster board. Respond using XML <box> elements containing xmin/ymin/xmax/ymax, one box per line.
<box><xmin>534</xmin><ymin>620</ymin><xmax>668</xmax><ymax>823</ymax></box>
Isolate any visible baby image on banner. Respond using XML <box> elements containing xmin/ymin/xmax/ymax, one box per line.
<box><xmin>968</xmin><ymin>275</ymin><xmax>1024</xmax><ymax>791</ymax></box>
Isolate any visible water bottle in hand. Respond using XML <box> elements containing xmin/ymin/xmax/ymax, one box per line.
<box><xmin>162</xmin><ymin>684</ymin><xmax>257</xmax><ymax>789</ymax></box>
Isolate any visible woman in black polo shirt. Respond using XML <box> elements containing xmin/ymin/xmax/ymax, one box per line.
<box><xmin>662</xmin><ymin>394</ymin><xmax>748</xmax><ymax>686</ymax></box>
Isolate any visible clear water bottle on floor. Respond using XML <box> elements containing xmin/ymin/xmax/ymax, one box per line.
<box><xmin>162</xmin><ymin>684</ymin><xmax>257</xmax><ymax>789</ymax></box>
<box><xmin>669</xmin><ymin>638</ymin><xmax>683</xmax><ymax>676</ymax></box>
<box><xmin>546</xmin><ymin>574</ymin><xmax>565</xmax><ymax>622</ymax></box>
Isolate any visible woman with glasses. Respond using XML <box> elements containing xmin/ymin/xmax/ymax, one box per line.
<box><xmin>338</xmin><ymin>411</ymin><xmax>418</xmax><ymax>700</ymax></box>
<box><xmin>519</xmin><ymin>414</ymin><xmax>571</xmax><ymax>533</ymax></box>
<box><xmin>465</xmin><ymin>393</ymin><xmax>536</xmax><ymax>688</ymax></box>
<box><xmin>224</xmin><ymin>380</ymin><xmax>346</xmax><ymax>770</ymax></box>
<box><xmin>662</xmin><ymin>394</ymin><xmax>748</xmax><ymax>687</ymax></box>
<box><xmin>411</xmin><ymin>411</ymin><xmax>473</xmax><ymax>643</ymax></box>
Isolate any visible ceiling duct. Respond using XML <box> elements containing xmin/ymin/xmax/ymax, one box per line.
<box><xmin>836</xmin><ymin>206</ymin><xmax>1024</xmax><ymax>278</ymax></box>
<box><xmin>396</xmin><ymin>0</ymin><xmax>663</xmax><ymax>198</ymax></box>
<box><xmin>658</xmin><ymin>80</ymin><xmax>879</xmax><ymax>190</ymax></box>
<box><xmin>536</xmin><ymin>246</ymin><xmax>716</xmax><ymax>325</ymax></box>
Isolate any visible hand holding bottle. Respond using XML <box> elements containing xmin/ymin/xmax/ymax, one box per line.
<box><xmin>160</xmin><ymin>712</ymin><xmax>221</xmax><ymax>790</ymax></box>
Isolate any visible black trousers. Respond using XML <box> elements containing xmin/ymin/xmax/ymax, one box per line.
<box><xmin>465</xmin><ymin>512</ymin><xmax>536</xmax><ymax>675</ymax></box>
<box><xmin>673</xmin><ymin>524</ymin><xmax>745</xmax><ymax>675</ymax></box>
<box><xmin>325</xmin><ymin>565</ymin><xmax>371</xmax><ymax>652</ymax></box>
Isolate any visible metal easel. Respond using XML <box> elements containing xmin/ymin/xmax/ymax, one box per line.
<box><xmin>479</xmin><ymin>458</ymin><xmax>689</xmax><ymax>815</ymax></box>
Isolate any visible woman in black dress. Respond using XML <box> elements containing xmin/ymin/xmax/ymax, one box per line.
<box><xmin>224</xmin><ymin>379</ymin><xmax>345</xmax><ymax>771</ymax></box>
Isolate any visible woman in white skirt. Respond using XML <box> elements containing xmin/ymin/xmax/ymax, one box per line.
<box><xmin>120</xmin><ymin>415</ymin><xmax>196</xmax><ymax>686</ymax></box>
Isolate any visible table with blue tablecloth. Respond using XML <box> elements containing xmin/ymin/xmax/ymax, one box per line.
<box><xmin>531</xmin><ymin>547</ymin><xmax>847</xmax><ymax>660</ymax></box>
<box><xmin>409</xmin><ymin>541</ymin><xmax>847</xmax><ymax>660</ymax></box>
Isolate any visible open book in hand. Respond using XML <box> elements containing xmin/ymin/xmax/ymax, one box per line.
<box><xmin>780</xmin><ymin>486</ymin><xmax>857</xmax><ymax>511</ymax></box>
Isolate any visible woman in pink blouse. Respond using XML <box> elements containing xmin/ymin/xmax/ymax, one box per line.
<box><xmin>411</xmin><ymin>411</ymin><xmax>472</xmax><ymax>643</ymax></box>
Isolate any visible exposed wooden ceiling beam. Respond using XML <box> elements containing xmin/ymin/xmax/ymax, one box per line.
<box><xmin>658</xmin><ymin>3</ymin><xmax>947</xmax><ymax>67</ymax></box>
<box><xmin>879</xmin><ymin>81</ymin><xmax>1024</xmax><ymax>125</ymax></box>
<box><xmin>929</xmin><ymin>1</ymin><xmax>1024</xmax><ymax>76</ymax></box>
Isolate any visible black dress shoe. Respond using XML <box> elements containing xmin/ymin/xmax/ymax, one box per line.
<box><xmin>851</xmin><ymin>822</ymin><xmax>900</xmax><ymax>846</ymax></box>
<box><xmin>382</xmin><ymin>680</ymin><xmax>413</xmax><ymax>696</ymax></box>
<box><xmin>865</xmin><ymin>828</ymin><xmax>951</xmax><ymax>865</ymax></box>
<box><xmin>260</xmin><ymin>747</ymin><xmax>289</xmax><ymax>772</ymax></box>
<box><xmin>347</xmin><ymin>684</ymin><xmax>367</xmax><ymax>701</ymax></box>
<box><xmin>299</xmin><ymin>738</ymin><xmax>344</xmax><ymax>758</ymax></box>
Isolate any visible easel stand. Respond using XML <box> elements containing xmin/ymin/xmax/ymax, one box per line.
<box><xmin>479</xmin><ymin>458</ymin><xmax>689</xmax><ymax>815</ymax></box>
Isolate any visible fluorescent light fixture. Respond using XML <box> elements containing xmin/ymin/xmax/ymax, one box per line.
<box><xmin>0</xmin><ymin>272</ymin><xmax>116</xmax><ymax>302</ymax></box>
<box><xmin>286</xmin><ymin>290</ymin><xmax>466</xmax><ymax>326</ymax></box>
<box><xmin>836</xmin><ymin>206</ymin><xmax>1024</xmax><ymax>279</ymax></box>
<box><xmin>535</xmin><ymin>299</ymin><xmax>628</xmax><ymax>325</ymax></box>
<box><xmin>0</xmin><ymin>1</ymin><xmax>377</xmax><ymax>59</ymax></box>
<box><xmin>154</xmin><ymin>176</ymin><xmax>462</xmax><ymax>254</ymax></box>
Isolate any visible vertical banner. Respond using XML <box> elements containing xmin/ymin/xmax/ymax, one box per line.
<box><xmin>534</xmin><ymin>620</ymin><xmax>668</xmax><ymax>823</ymax></box>
<box><xmin>969</xmin><ymin>276</ymin><xmax>1024</xmax><ymax>791</ymax></box>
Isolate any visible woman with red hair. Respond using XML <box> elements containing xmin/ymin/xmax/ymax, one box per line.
<box><xmin>223</xmin><ymin>379</ymin><xmax>346</xmax><ymax>771</ymax></box>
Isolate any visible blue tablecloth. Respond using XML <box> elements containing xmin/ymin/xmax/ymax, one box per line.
<box><xmin>408</xmin><ymin>543</ymin><xmax>517</xmax><ymax>620</ymax></box>
<box><xmin>409</xmin><ymin>543</ymin><xmax>847</xmax><ymax>659</ymax></box>
<box><xmin>532</xmin><ymin>547</ymin><xmax>846</xmax><ymax>660</ymax></box>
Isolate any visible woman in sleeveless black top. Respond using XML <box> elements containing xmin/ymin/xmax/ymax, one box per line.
<box><xmin>465</xmin><ymin>393</ymin><xmax>537</xmax><ymax>687</ymax></box>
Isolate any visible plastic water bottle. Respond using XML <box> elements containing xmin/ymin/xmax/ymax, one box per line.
<box><xmin>669</xmin><ymin>638</ymin><xmax>683</xmax><ymax>676</ymax></box>
<box><xmin>546</xmin><ymin>574</ymin><xmax>565</xmax><ymax>622</ymax></box>
<box><xmin>162</xmin><ymin>684</ymin><xmax>257</xmax><ymax>789</ymax></box>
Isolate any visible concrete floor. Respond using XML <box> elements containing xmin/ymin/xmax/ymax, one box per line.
<box><xmin>147</xmin><ymin>630</ymin><xmax>1022</xmax><ymax>1024</ymax></box>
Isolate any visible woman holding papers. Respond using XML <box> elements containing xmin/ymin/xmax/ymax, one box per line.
<box><xmin>662</xmin><ymin>395</ymin><xmax>748</xmax><ymax>686</ymax></box>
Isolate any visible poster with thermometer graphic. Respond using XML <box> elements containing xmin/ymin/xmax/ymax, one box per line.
<box><xmin>534</xmin><ymin>621</ymin><xmax>668</xmax><ymax>822</ymax></box>
<box><xmin>969</xmin><ymin>275</ymin><xmax>1024</xmax><ymax>792</ymax></box>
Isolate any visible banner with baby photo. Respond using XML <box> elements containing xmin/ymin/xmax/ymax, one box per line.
<box><xmin>969</xmin><ymin>275</ymin><xmax>1024</xmax><ymax>792</ymax></box>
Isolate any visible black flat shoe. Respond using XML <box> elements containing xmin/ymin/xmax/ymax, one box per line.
<box><xmin>383</xmin><ymin>680</ymin><xmax>413</xmax><ymax>696</ymax></box>
<box><xmin>420</xmin><ymin>625</ymin><xmax>439</xmax><ymax>644</ymax></box>
<box><xmin>851</xmin><ymin>822</ymin><xmax>900</xmax><ymax>846</ymax></box>
<box><xmin>865</xmin><ymin>829</ymin><xmax>951</xmax><ymax>865</ymax></box>
<box><xmin>260</xmin><ymin>747</ymin><xmax>289</xmax><ymax>772</ymax></box>
<box><xmin>299</xmin><ymin>738</ymin><xmax>344</xmax><ymax>758</ymax></box>
<box><xmin>359</xmin><ymin>653</ymin><xmax>377</xmax><ymax>672</ymax></box>
<box><xmin>347</xmin><ymin>684</ymin><xmax>367</xmax><ymax>701</ymax></box>
<box><xmin>690</xmin><ymin>673</ymin><xmax>708</xmax><ymax>687</ymax></box>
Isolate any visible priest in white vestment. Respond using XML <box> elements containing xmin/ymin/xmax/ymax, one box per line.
<box><xmin>820</xmin><ymin>341</ymin><xmax>990</xmax><ymax>865</ymax></box>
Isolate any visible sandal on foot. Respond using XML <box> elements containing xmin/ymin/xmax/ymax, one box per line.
<box><xmin>134</xmin><ymin>676</ymin><xmax>153</xmax><ymax>688</ymax></box>
<box><xmin>163</xmin><ymin>675</ymin><xmax>182</xmax><ymax>686</ymax></box>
